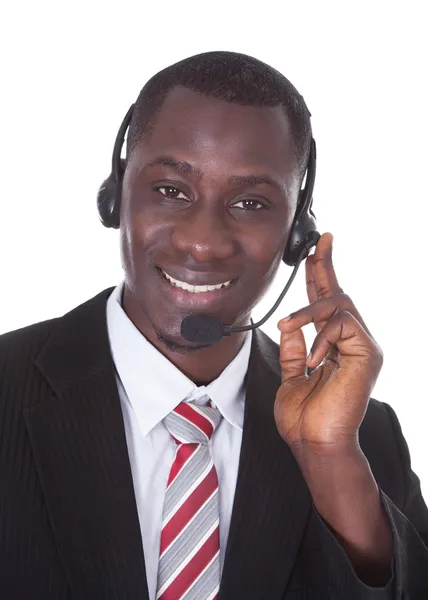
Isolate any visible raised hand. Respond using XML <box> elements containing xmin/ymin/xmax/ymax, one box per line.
<box><xmin>274</xmin><ymin>232</ymin><xmax>383</xmax><ymax>453</ymax></box>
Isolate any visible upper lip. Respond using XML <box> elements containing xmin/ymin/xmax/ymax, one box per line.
<box><xmin>158</xmin><ymin>267</ymin><xmax>238</xmax><ymax>286</ymax></box>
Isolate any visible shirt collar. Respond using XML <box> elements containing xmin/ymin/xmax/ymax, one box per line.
<box><xmin>106</xmin><ymin>282</ymin><xmax>252</xmax><ymax>436</ymax></box>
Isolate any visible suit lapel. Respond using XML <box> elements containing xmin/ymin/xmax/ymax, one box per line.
<box><xmin>23</xmin><ymin>288</ymin><xmax>149</xmax><ymax>600</ymax></box>
<box><xmin>219</xmin><ymin>329</ymin><xmax>312</xmax><ymax>600</ymax></box>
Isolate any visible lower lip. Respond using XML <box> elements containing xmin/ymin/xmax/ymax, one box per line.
<box><xmin>157</xmin><ymin>269</ymin><xmax>237</xmax><ymax>308</ymax></box>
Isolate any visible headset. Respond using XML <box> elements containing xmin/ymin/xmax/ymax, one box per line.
<box><xmin>97</xmin><ymin>102</ymin><xmax>320</xmax><ymax>268</ymax></box>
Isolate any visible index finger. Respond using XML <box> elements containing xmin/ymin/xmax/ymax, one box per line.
<box><xmin>312</xmin><ymin>232</ymin><xmax>343</xmax><ymax>299</ymax></box>
<box><xmin>305</xmin><ymin>254</ymin><xmax>319</xmax><ymax>304</ymax></box>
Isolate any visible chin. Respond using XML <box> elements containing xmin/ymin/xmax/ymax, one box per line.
<box><xmin>151</xmin><ymin>317</ymin><xmax>212</xmax><ymax>354</ymax></box>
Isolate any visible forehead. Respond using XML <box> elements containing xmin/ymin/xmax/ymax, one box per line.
<box><xmin>128</xmin><ymin>86</ymin><xmax>299</xmax><ymax>190</ymax></box>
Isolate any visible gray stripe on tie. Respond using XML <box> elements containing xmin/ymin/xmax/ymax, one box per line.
<box><xmin>164</xmin><ymin>444</ymin><xmax>210</xmax><ymax>519</ymax></box>
<box><xmin>181</xmin><ymin>551</ymin><xmax>220</xmax><ymax>600</ymax></box>
<box><xmin>157</xmin><ymin>487</ymin><xmax>218</xmax><ymax>588</ymax></box>
<box><xmin>165</xmin><ymin>411</ymin><xmax>209</xmax><ymax>444</ymax></box>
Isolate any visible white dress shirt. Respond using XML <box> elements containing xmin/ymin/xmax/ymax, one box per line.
<box><xmin>106</xmin><ymin>282</ymin><xmax>252</xmax><ymax>600</ymax></box>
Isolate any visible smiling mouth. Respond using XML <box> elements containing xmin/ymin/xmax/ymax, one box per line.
<box><xmin>159</xmin><ymin>268</ymin><xmax>235</xmax><ymax>294</ymax></box>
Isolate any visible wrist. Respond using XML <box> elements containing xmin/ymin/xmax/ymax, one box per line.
<box><xmin>290</xmin><ymin>438</ymin><xmax>362</xmax><ymax>470</ymax></box>
<box><xmin>291</xmin><ymin>442</ymin><xmax>375</xmax><ymax>502</ymax></box>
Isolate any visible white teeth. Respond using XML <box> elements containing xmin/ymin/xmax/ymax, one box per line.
<box><xmin>161</xmin><ymin>269</ymin><xmax>233</xmax><ymax>293</ymax></box>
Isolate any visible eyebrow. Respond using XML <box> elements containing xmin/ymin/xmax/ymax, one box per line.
<box><xmin>147</xmin><ymin>156</ymin><xmax>202</xmax><ymax>178</ymax></box>
<box><xmin>228</xmin><ymin>174</ymin><xmax>279</xmax><ymax>189</ymax></box>
<box><xmin>146</xmin><ymin>155</ymin><xmax>284</xmax><ymax>191</ymax></box>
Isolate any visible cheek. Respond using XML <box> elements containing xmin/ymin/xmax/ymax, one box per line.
<box><xmin>119</xmin><ymin>222</ymin><xmax>132</xmax><ymax>273</ymax></box>
<box><xmin>120</xmin><ymin>210</ymin><xmax>166</xmax><ymax>260</ymax></box>
<box><xmin>245</xmin><ymin>231</ymin><xmax>286</xmax><ymax>279</ymax></box>
<box><xmin>119</xmin><ymin>215</ymin><xmax>149</xmax><ymax>282</ymax></box>
<box><xmin>258</xmin><ymin>252</ymin><xmax>284</xmax><ymax>297</ymax></box>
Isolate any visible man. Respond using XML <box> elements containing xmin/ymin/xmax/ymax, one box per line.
<box><xmin>0</xmin><ymin>51</ymin><xmax>427</xmax><ymax>599</ymax></box>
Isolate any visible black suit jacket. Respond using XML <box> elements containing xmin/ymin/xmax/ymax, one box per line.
<box><xmin>1</xmin><ymin>287</ymin><xmax>428</xmax><ymax>600</ymax></box>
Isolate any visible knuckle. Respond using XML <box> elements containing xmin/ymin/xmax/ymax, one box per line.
<box><xmin>313</xmin><ymin>332</ymin><xmax>334</xmax><ymax>349</ymax></box>
<box><xmin>374</xmin><ymin>346</ymin><xmax>384</xmax><ymax>366</ymax></box>
<box><xmin>281</xmin><ymin>358</ymin><xmax>307</xmax><ymax>370</ymax></box>
<box><xmin>337</xmin><ymin>308</ymin><xmax>354</xmax><ymax>320</ymax></box>
<box><xmin>317</xmin><ymin>285</ymin><xmax>330</xmax><ymax>297</ymax></box>
<box><xmin>335</xmin><ymin>292</ymin><xmax>351</xmax><ymax>304</ymax></box>
<box><xmin>366</xmin><ymin>352</ymin><xmax>383</xmax><ymax>373</ymax></box>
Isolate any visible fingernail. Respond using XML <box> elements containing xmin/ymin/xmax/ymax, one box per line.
<box><xmin>280</xmin><ymin>315</ymin><xmax>292</xmax><ymax>323</ymax></box>
<box><xmin>306</xmin><ymin>352</ymin><xmax>313</xmax><ymax>365</ymax></box>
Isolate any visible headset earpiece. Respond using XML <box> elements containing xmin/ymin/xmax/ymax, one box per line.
<box><xmin>282</xmin><ymin>138</ymin><xmax>320</xmax><ymax>266</ymax></box>
<box><xmin>97</xmin><ymin>158</ymin><xmax>126</xmax><ymax>229</ymax></box>
<box><xmin>97</xmin><ymin>105</ymin><xmax>134</xmax><ymax>229</ymax></box>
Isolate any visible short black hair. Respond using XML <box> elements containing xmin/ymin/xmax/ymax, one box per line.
<box><xmin>126</xmin><ymin>51</ymin><xmax>312</xmax><ymax>186</ymax></box>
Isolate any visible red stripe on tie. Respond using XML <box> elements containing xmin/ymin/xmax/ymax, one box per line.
<box><xmin>174</xmin><ymin>402</ymin><xmax>213</xmax><ymax>439</ymax></box>
<box><xmin>167</xmin><ymin>443</ymin><xmax>197</xmax><ymax>487</ymax></box>
<box><xmin>158</xmin><ymin>526</ymin><xmax>219</xmax><ymax>600</ymax></box>
<box><xmin>160</xmin><ymin>465</ymin><xmax>217</xmax><ymax>554</ymax></box>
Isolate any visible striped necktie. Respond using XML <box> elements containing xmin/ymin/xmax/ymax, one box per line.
<box><xmin>155</xmin><ymin>396</ymin><xmax>222</xmax><ymax>600</ymax></box>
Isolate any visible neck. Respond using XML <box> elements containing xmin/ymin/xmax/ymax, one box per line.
<box><xmin>160</xmin><ymin>334</ymin><xmax>248</xmax><ymax>383</ymax></box>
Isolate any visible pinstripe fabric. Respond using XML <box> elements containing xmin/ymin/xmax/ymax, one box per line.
<box><xmin>2</xmin><ymin>287</ymin><xmax>424</xmax><ymax>598</ymax></box>
<box><xmin>156</xmin><ymin>397</ymin><xmax>222</xmax><ymax>600</ymax></box>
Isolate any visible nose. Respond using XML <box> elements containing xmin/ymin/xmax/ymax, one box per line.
<box><xmin>170</xmin><ymin>205</ymin><xmax>236</xmax><ymax>263</ymax></box>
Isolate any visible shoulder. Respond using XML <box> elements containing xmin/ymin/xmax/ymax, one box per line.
<box><xmin>0</xmin><ymin>318</ymin><xmax>59</xmax><ymax>419</ymax></box>
<box><xmin>0</xmin><ymin>287</ymin><xmax>115</xmax><ymax>398</ymax></box>
<box><xmin>0</xmin><ymin>287</ymin><xmax>115</xmax><ymax>363</ymax></box>
<box><xmin>0</xmin><ymin>318</ymin><xmax>57</xmax><ymax>369</ymax></box>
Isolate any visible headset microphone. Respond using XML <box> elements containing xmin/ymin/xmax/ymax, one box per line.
<box><xmin>180</xmin><ymin>230</ymin><xmax>320</xmax><ymax>345</ymax></box>
<box><xmin>97</xmin><ymin>101</ymin><xmax>320</xmax><ymax>344</ymax></box>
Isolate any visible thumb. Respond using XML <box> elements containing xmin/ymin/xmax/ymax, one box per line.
<box><xmin>278</xmin><ymin>326</ymin><xmax>308</xmax><ymax>384</ymax></box>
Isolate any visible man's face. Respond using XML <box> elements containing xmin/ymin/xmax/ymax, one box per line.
<box><xmin>120</xmin><ymin>86</ymin><xmax>300</xmax><ymax>349</ymax></box>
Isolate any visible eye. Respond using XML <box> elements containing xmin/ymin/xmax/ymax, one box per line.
<box><xmin>156</xmin><ymin>186</ymin><xmax>189</xmax><ymax>201</ymax></box>
<box><xmin>232</xmin><ymin>199</ymin><xmax>266</xmax><ymax>211</ymax></box>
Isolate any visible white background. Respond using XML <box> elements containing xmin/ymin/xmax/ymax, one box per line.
<box><xmin>1</xmin><ymin>1</ymin><xmax>427</xmax><ymax>495</ymax></box>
